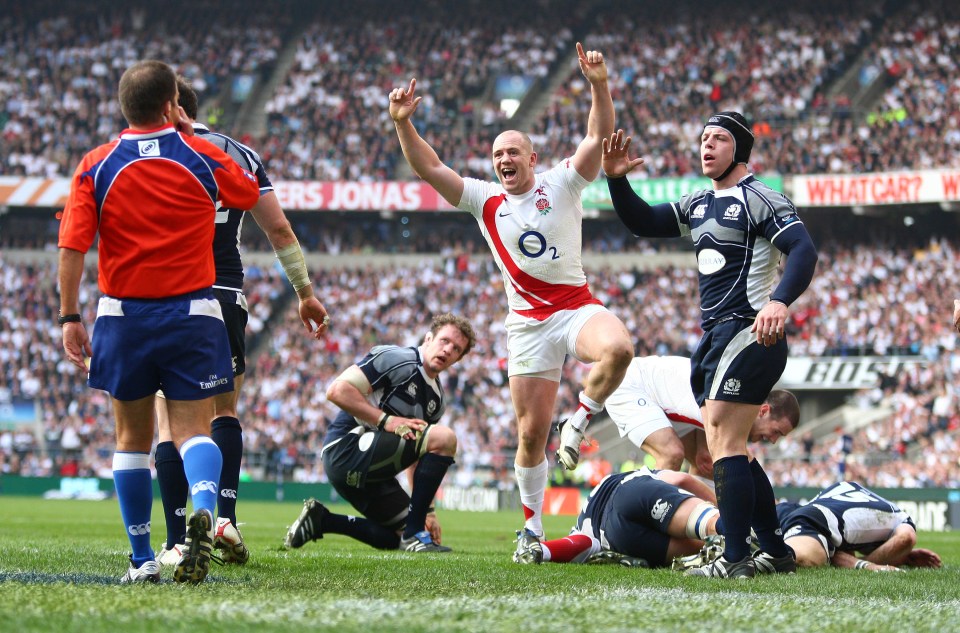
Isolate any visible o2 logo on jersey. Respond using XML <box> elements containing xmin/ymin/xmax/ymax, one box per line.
<box><xmin>697</xmin><ymin>248</ymin><xmax>725</xmax><ymax>274</ymax></box>
<box><xmin>138</xmin><ymin>140</ymin><xmax>160</xmax><ymax>157</ymax></box>
<box><xmin>518</xmin><ymin>230</ymin><xmax>559</xmax><ymax>260</ymax></box>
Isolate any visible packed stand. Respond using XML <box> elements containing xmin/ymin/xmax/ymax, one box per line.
<box><xmin>0</xmin><ymin>0</ymin><xmax>290</xmax><ymax>178</ymax></box>
<box><xmin>835</xmin><ymin>0</ymin><xmax>960</xmax><ymax>172</ymax></box>
<box><xmin>0</xmin><ymin>259</ymin><xmax>290</xmax><ymax>478</ymax></box>
<box><xmin>259</xmin><ymin>0</ymin><xmax>577</xmax><ymax>182</ymax></box>
<box><xmin>762</xmin><ymin>352</ymin><xmax>960</xmax><ymax>488</ymax></box>
<box><xmin>4</xmin><ymin>1</ymin><xmax>960</xmax><ymax>182</ymax></box>
<box><xmin>5</xmin><ymin>237</ymin><xmax>960</xmax><ymax>490</ymax></box>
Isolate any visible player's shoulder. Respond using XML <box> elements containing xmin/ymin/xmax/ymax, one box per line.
<box><xmin>741</xmin><ymin>175</ymin><xmax>795</xmax><ymax>210</ymax></box>
<box><xmin>677</xmin><ymin>187</ymin><xmax>712</xmax><ymax>212</ymax></box>
<box><xmin>193</xmin><ymin>125</ymin><xmax>263</xmax><ymax>171</ymax></box>
<box><xmin>367</xmin><ymin>344</ymin><xmax>419</xmax><ymax>367</ymax></box>
<box><xmin>541</xmin><ymin>156</ymin><xmax>589</xmax><ymax>189</ymax></box>
<box><xmin>77</xmin><ymin>139</ymin><xmax>121</xmax><ymax>173</ymax></box>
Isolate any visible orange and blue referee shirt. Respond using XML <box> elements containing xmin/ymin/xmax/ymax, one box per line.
<box><xmin>58</xmin><ymin>124</ymin><xmax>260</xmax><ymax>298</ymax></box>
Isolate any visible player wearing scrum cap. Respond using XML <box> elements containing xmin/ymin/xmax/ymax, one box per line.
<box><xmin>600</xmin><ymin>112</ymin><xmax>818</xmax><ymax>579</ymax></box>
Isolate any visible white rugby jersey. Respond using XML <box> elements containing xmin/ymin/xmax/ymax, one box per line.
<box><xmin>458</xmin><ymin>159</ymin><xmax>601</xmax><ymax>320</ymax></box>
<box><xmin>626</xmin><ymin>355</ymin><xmax>703</xmax><ymax>430</ymax></box>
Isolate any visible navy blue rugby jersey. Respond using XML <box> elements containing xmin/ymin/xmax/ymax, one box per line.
<box><xmin>781</xmin><ymin>481</ymin><xmax>915</xmax><ymax>553</ymax></box>
<box><xmin>194</xmin><ymin>124</ymin><xmax>273</xmax><ymax>290</ymax></box>
<box><xmin>323</xmin><ymin>345</ymin><xmax>446</xmax><ymax>445</ymax></box>
<box><xmin>670</xmin><ymin>175</ymin><xmax>804</xmax><ymax>327</ymax></box>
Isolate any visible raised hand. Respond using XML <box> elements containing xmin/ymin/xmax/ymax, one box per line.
<box><xmin>576</xmin><ymin>41</ymin><xmax>607</xmax><ymax>85</ymax></box>
<box><xmin>389</xmin><ymin>78</ymin><xmax>422</xmax><ymax>122</ymax></box>
<box><xmin>601</xmin><ymin>130</ymin><xmax>645</xmax><ymax>178</ymax></box>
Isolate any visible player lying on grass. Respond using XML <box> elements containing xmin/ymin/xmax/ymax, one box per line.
<box><xmin>777</xmin><ymin>481</ymin><xmax>942</xmax><ymax>571</ymax></box>
<box><xmin>514</xmin><ymin>466</ymin><xmax>720</xmax><ymax>568</ymax></box>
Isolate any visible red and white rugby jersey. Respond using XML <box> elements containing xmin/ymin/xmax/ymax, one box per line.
<box><xmin>458</xmin><ymin>158</ymin><xmax>601</xmax><ymax>320</ymax></box>
<box><xmin>630</xmin><ymin>355</ymin><xmax>704</xmax><ymax>431</ymax></box>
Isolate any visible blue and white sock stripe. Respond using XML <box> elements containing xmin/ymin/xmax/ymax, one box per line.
<box><xmin>113</xmin><ymin>451</ymin><xmax>150</xmax><ymax>471</ymax></box>
<box><xmin>180</xmin><ymin>435</ymin><xmax>217</xmax><ymax>458</ymax></box>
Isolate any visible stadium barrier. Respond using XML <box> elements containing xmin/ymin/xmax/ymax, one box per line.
<box><xmin>0</xmin><ymin>474</ymin><xmax>335</xmax><ymax>504</ymax></box>
<box><xmin>3</xmin><ymin>476</ymin><xmax>957</xmax><ymax>530</ymax></box>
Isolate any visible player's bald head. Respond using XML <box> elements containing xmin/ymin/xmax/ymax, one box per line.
<box><xmin>492</xmin><ymin>130</ymin><xmax>534</xmax><ymax>155</ymax></box>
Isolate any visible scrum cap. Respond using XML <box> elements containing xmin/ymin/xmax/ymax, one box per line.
<box><xmin>704</xmin><ymin>111</ymin><xmax>754</xmax><ymax>180</ymax></box>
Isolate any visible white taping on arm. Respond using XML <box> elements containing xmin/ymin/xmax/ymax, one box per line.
<box><xmin>275</xmin><ymin>241</ymin><xmax>310</xmax><ymax>292</ymax></box>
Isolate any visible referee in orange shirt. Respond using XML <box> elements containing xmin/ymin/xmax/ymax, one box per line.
<box><xmin>57</xmin><ymin>59</ymin><xmax>260</xmax><ymax>585</ymax></box>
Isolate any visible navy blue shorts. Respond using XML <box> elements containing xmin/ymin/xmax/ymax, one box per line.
<box><xmin>213</xmin><ymin>288</ymin><xmax>248</xmax><ymax>376</ymax></box>
<box><xmin>577</xmin><ymin>475</ymin><xmax>693</xmax><ymax>568</ymax></box>
<box><xmin>779</xmin><ymin>503</ymin><xmax>834</xmax><ymax>558</ymax></box>
<box><xmin>321</xmin><ymin>427</ymin><xmax>427</xmax><ymax>529</ymax></box>
<box><xmin>690</xmin><ymin>318</ymin><xmax>788</xmax><ymax>406</ymax></box>
<box><xmin>88</xmin><ymin>289</ymin><xmax>234</xmax><ymax>401</ymax></box>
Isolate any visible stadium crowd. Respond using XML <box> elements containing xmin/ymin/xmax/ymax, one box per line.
<box><xmin>4</xmin><ymin>234</ymin><xmax>960</xmax><ymax>489</ymax></box>
<box><xmin>2</xmin><ymin>1</ymin><xmax>960</xmax><ymax>180</ymax></box>
<box><xmin>0</xmin><ymin>0</ymin><xmax>288</xmax><ymax>178</ymax></box>
<box><xmin>2</xmin><ymin>0</ymin><xmax>960</xmax><ymax>497</ymax></box>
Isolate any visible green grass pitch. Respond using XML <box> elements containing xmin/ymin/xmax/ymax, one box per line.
<box><xmin>1</xmin><ymin>497</ymin><xmax>958</xmax><ymax>632</ymax></box>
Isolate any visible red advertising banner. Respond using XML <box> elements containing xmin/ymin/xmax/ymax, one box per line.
<box><xmin>273</xmin><ymin>180</ymin><xmax>456</xmax><ymax>211</ymax></box>
<box><xmin>792</xmin><ymin>169</ymin><xmax>960</xmax><ymax>207</ymax></box>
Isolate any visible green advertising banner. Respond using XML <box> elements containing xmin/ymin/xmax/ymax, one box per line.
<box><xmin>582</xmin><ymin>175</ymin><xmax>784</xmax><ymax>209</ymax></box>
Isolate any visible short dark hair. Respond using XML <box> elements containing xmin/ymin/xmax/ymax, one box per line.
<box><xmin>430</xmin><ymin>313</ymin><xmax>477</xmax><ymax>357</ymax></box>
<box><xmin>766</xmin><ymin>389</ymin><xmax>800</xmax><ymax>429</ymax></box>
<box><xmin>176</xmin><ymin>76</ymin><xmax>199</xmax><ymax>120</ymax></box>
<box><xmin>118</xmin><ymin>60</ymin><xmax>177</xmax><ymax>126</ymax></box>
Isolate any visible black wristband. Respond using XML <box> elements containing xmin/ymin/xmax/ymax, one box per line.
<box><xmin>58</xmin><ymin>312</ymin><xmax>82</xmax><ymax>325</ymax></box>
<box><xmin>377</xmin><ymin>412</ymin><xmax>391</xmax><ymax>430</ymax></box>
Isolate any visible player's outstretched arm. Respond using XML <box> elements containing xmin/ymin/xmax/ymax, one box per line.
<box><xmin>389</xmin><ymin>78</ymin><xmax>464</xmax><ymax>206</ymax></box>
<box><xmin>831</xmin><ymin>550</ymin><xmax>902</xmax><ymax>572</ymax></box>
<box><xmin>864</xmin><ymin>524</ymin><xmax>917</xmax><ymax>566</ymax></box>
<box><xmin>571</xmin><ymin>42</ymin><xmax>614</xmax><ymax>181</ymax></box>
<box><xmin>658</xmin><ymin>470</ymin><xmax>717</xmax><ymax>505</ymax></box>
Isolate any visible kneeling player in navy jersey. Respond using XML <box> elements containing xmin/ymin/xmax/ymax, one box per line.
<box><xmin>284</xmin><ymin>314</ymin><xmax>475</xmax><ymax>553</ymax></box>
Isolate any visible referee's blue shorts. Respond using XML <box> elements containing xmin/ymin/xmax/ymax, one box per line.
<box><xmin>88</xmin><ymin>289</ymin><xmax>234</xmax><ymax>401</ymax></box>
<box><xmin>690</xmin><ymin>317</ymin><xmax>787</xmax><ymax>406</ymax></box>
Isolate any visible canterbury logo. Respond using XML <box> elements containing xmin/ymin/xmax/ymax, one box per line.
<box><xmin>220</xmin><ymin>489</ymin><xmax>237</xmax><ymax>499</ymax></box>
<box><xmin>175</xmin><ymin>507</ymin><xmax>187</xmax><ymax>517</ymax></box>
<box><xmin>127</xmin><ymin>522</ymin><xmax>151</xmax><ymax>536</ymax></box>
<box><xmin>191</xmin><ymin>480</ymin><xmax>218</xmax><ymax>495</ymax></box>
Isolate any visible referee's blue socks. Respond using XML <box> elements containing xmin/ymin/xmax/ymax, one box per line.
<box><xmin>180</xmin><ymin>436</ymin><xmax>223</xmax><ymax>516</ymax></box>
<box><xmin>113</xmin><ymin>451</ymin><xmax>154</xmax><ymax>566</ymax></box>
